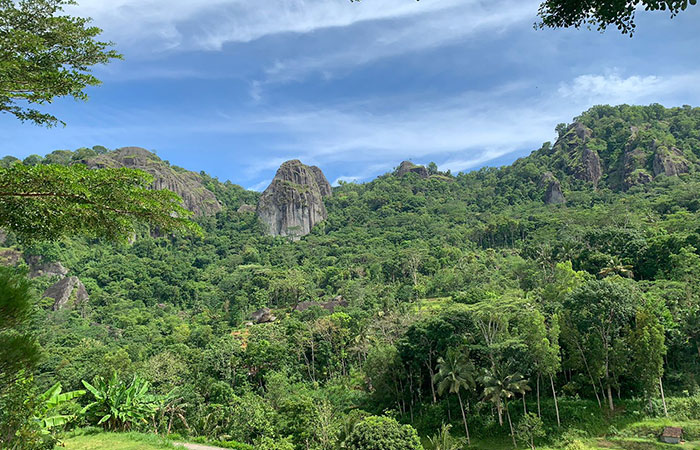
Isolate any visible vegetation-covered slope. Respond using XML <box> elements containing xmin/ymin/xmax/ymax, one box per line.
<box><xmin>2</xmin><ymin>104</ymin><xmax>700</xmax><ymax>449</ymax></box>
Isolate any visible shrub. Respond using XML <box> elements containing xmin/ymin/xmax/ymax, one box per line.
<box><xmin>345</xmin><ymin>416</ymin><xmax>423</xmax><ymax>450</ymax></box>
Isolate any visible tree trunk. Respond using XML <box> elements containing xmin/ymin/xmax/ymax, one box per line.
<box><xmin>505</xmin><ymin>399</ymin><xmax>516</xmax><ymax>448</ymax></box>
<box><xmin>576</xmin><ymin>342</ymin><xmax>602</xmax><ymax>408</ymax></box>
<box><xmin>536</xmin><ymin>373</ymin><xmax>541</xmax><ymax>418</ymax></box>
<box><xmin>607</xmin><ymin>385</ymin><xmax>614</xmax><ymax>411</ymax></box>
<box><xmin>497</xmin><ymin>398</ymin><xmax>504</xmax><ymax>426</ymax></box>
<box><xmin>659</xmin><ymin>377</ymin><xmax>668</xmax><ymax>417</ymax></box>
<box><xmin>550</xmin><ymin>374</ymin><xmax>561</xmax><ymax>427</ymax></box>
<box><xmin>522</xmin><ymin>392</ymin><xmax>528</xmax><ymax>415</ymax></box>
<box><xmin>457</xmin><ymin>391</ymin><xmax>471</xmax><ymax>446</ymax></box>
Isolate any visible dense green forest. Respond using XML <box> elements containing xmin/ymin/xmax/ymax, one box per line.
<box><xmin>2</xmin><ymin>104</ymin><xmax>700</xmax><ymax>449</ymax></box>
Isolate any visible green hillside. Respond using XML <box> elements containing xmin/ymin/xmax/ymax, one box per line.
<box><xmin>2</xmin><ymin>104</ymin><xmax>700</xmax><ymax>449</ymax></box>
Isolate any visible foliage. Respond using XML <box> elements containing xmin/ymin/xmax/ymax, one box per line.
<box><xmin>537</xmin><ymin>0</ymin><xmax>697</xmax><ymax>35</ymax></box>
<box><xmin>0</xmin><ymin>163</ymin><xmax>201</xmax><ymax>241</ymax></box>
<box><xmin>81</xmin><ymin>373</ymin><xmax>163</xmax><ymax>431</ymax></box>
<box><xmin>426</xmin><ymin>424</ymin><xmax>465</xmax><ymax>450</ymax></box>
<box><xmin>516</xmin><ymin>413</ymin><xmax>545</xmax><ymax>450</ymax></box>
<box><xmin>344</xmin><ymin>416</ymin><xmax>423</xmax><ymax>450</ymax></box>
<box><xmin>0</xmin><ymin>0</ymin><xmax>121</xmax><ymax>126</ymax></box>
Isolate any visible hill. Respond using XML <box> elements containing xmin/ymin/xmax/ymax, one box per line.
<box><xmin>1</xmin><ymin>103</ymin><xmax>699</xmax><ymax>449</ymax></box>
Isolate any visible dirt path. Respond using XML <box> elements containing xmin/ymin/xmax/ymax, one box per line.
<box><xmin>173</xmin><ymin>442</ymin><xmax>230</xmax><ymax>450</ymax></box>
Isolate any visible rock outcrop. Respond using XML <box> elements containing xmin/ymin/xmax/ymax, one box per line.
<box><xmin>395</xmin><ymin>161</ymin><xmax>429</xmax><ymax>178</ymax></box>
<box><xmin>25</xmin><ymin>255</ymin><xmax>69</xmax><ymax>279</ymax></box>
<box><xmin>540</xmin><ymin>172</ymin><xmax>566</xmax><ymax>205</ymax></box>
<box><xmin>84</xmin><ymin>147</ymin><xmax>221</xmax><ymax>216</ymax></box>
<box><xmin>653</xmin><ymin>146</ymin><xmax>690</xmax><ymax>177</ymax></box>
<box><xmin>256</xmin><ymin>160</ymin><xmax>332</xmax><ymax>239</ymax></box>
<box><xmin>553</xmin><ymin>123</ymin><xmax>603</xmax><ymax>186</ymax></box>
<box><xmin>237</xmin><ymin>204</ymin><xmax>256</xmax><ymax>214</ymax></box>
<box><xmin>44</xmin><ymin>276</ymin><xmax>89</xmax><ymax>311</ymax></box>
<box><xmin>250</xmin><ymin>307</ymin><xmax>276</xmax><ymax>324</ymax></box>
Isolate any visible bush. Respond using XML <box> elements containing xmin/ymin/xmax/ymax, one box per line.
<box><xmin>345</xmin><ymin>416</ymin><xmax>423</xmax><ymax>450</ymax></box>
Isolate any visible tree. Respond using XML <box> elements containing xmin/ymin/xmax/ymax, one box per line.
<box><xmin>0</xmin><ymin>0</ymin><xmax>121</xmax><ymax>127</ymax></box>
<box><xmin>520</xmin><ymin>308</ymin><xmax>561</xmax><ymax>426</ymax></box>
<box><xmin>630</xmin><ymin>307</ymin><xmax>667</xmax><ymax>415</ymax></box>
<box><xmin>345</xmin><ymin>415</ymin><xmax>423</xmax><ymax>450</ymax></box>
<box><xmin>537</xmin><ymin>0</ymin><xmax>697</xmax><ymax>35</ymax></box>
<box><xmin>0</xmin><ymin>164</ymin><xmax>200</xmax><ymax>241</ymax></box>
<box><xmin>0</xmin><ymin>268</ymin><xmax>41</xmax><ymax>383</ymax></box>
<box><xmin>481</xmin><ymin>368</ymin><xmax>530</xmax><ymax>447</ymax></box>
<box><xmin>434</xmin><ymin>347</ymin><xmax>475</xmax><ymax>445</ymax></box>
<box><xmin>564</xmin><ymin>279</ymin><xmax>638</xmax><ymax>411</ymax></box>
<box><xmin>516</xmin><ymin>413</ymin><xmax>545</xmax><ymax>450</ymax></box>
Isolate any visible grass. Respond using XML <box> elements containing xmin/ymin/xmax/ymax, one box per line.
<box><xmin>61</xmin><ymin>429</ymin><xmax>174</xmax><ymax>450</ymax></box>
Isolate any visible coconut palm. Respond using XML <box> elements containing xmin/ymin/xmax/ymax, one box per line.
<box><xmin>480</xmin><ymin>367</ymin><xmax>530</xmax><ymax>447</ymax></box>
<box><xmin>434</xmin><ymin>347</ymin><xmax>475</xmax><ymax>446</ymax></box>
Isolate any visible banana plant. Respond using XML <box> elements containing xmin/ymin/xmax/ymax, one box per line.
<box><xmin>81</xmin><ymin>373</ymin><xmax>162</xmax><ymax>431</ymax></box>
<box><xmin>34</xmin><ymin>382</ymin><xmax>86</xmax><ymax>433</ymax></box>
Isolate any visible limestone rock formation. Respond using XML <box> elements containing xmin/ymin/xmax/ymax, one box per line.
<box><xmin>84</xmin><ymin>147</ymin><xmax>221</xmax><ymax>216</ymax></box>
<box><xmin>621</xmin><ymin>147</ymin><xmax>653</xmax><ymax>190</ymax></box>
<box><xmin>540</xmin><ymin>172</ymin><xmax>566</xmax><ymax>205</ymax></box>
<box><xmin>25</xmin><ymin>255</ymin><xmax>69</xmax><ymax>279</ymax></box>
<box><xmin>553</xmin><ymin>123</ymin><xmax>602</xmax><ymax>186</ymax></box>
<box><xmin>237</xmin><ymin>204</ymin><xmax>257</xmax><ymax>214</ymax></box>
<box><xmin>250</xmin><ymin>307</ymin><xmax>276</xmax><ymax>324</ymax></box>
<box><xmin>256</xmin><ymin>160</ymin><xmax>332</xmax><ymax>239</ymax></box>
<box><xmin>395</xmin><ymin>161</ymin><xmax>429</xmax><ymax>178</ymax></box>
<box><xmin>44</xmin><ymin>276</ymin><xmax>89</xmax><ymax>311</ymax></box>
<box><xmin>653</xmin><ymin>146</ymin><xmax>690</xmax><ymax>177</ymax></box>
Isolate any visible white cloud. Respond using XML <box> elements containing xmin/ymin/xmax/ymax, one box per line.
<box><xmin>558</xmin><ymin>71</ymin><xmax>700</xmax><ymax>105</ymax></box>
<box><xmin>72</xmin><ymin>0</ymin><xmax>471</xmax><ymax>52</ymax></box>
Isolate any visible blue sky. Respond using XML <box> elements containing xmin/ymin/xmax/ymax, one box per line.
<box><xmin>2</xmin><ymin>0</ymin><xmax>700</xmax><ymax>190</ymax></box>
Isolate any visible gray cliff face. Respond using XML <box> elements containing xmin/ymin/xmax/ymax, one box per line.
<box><xmin>395</xmin><ymin>161</ymin><xmax>429</xmax><ymax>178</ymax></box>
<box><xmin>84</xmin><ymin>147</ymin><xmax>221</xmax><ymax>216</ymax></box>
<box><xmin>44</xmin><ymin>276</ymin><xmax>89</xmax><ymax>311</ymax></box>
<box><xmin>256</xmin><ymin>160</ymin><xmax>332</xmax><ymax>239</ymax></box>
<box><xmin>653</xmin><ymin>146</ymin><xmax>690</xmax><ymax>177</ymax></box>
<box><xmin>553</xmin><ymin>122</ymin><xmax>603</xmax><ymax>186</ymax></box>
<box><xmin>540</xmin><ymin>172</ymin><xmax>566</xmax><ymax>205</ymax></box>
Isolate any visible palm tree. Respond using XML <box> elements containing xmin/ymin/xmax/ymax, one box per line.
<box><xmin>434</xmin><ymin>347</ymin><xmax>475</xmax><ymax>446</ymax></box>
<box><xmin>481</xmin><ymin>368</ymin><xmax>531</xmax><ymax>448</ymax></box>
<box><xmin>599</xmin><ymin>257</ymin><xmax>634</xmax><ymax>279</ymax></box>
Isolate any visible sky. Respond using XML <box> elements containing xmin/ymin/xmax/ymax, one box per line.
<box><xmin>2</xmin><ymin>1</ymin><xmax>700</xmax><ymax>190</ymax></box>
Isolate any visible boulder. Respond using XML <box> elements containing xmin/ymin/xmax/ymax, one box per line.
<box><xmin>540</xmin><ymin>172</ymin><xmax>565</xmax><ymax>205</ymax></box>
<box><xmin>250</xmin><ymin>307</ymin><xmax>276</xmax><ymax>324</ymax></box>
<box><xmin>395</xmin><ymin>161</ymin><xmax>429</xmax><ymax>178</ymax></box>
<box><xmin>256</xmin><ymin>160</ymin><xmax>332</xmax><ymax>239</ymax></box>
<box><xmin>43</xmin><ymin>276</ymin><xmax>89</xmax><ymax>311</ymax></box>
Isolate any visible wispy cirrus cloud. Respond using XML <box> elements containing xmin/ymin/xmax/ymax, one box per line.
<box><xmin>72</xmin><ymin>0</ymin><xmax>472</xmax><ymax>52</ymax></box>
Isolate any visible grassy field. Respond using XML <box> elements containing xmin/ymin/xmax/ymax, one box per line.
<box><xmin>61</xmin><ymin>431</ymin><xmax>174</xmax><ymax>450</ymax></box>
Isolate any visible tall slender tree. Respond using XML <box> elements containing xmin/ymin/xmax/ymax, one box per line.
<box><xmin>434</xmin><ymin>347</ymin><xmax>475</xmax><ymax>446</ymax></box>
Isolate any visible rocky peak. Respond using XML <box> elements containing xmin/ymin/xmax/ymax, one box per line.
<box><xmin>44</xmin><ymin>276</ymin><xmax>89</xmax><ymax>311</ymax></box>
<box><xmin>84</xmin><ymin>147</ymin><xmax>221</xmax><ymax>216</ymax></box>
<box><xmin>256</xmin><ymin>160</ymin><xmax>332</xmax><ymax>239</ymax></box>
<box><xmin>395</xmin><ymin>161</ymin><xmax>429</xmax><ymax>178</ymax></box>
